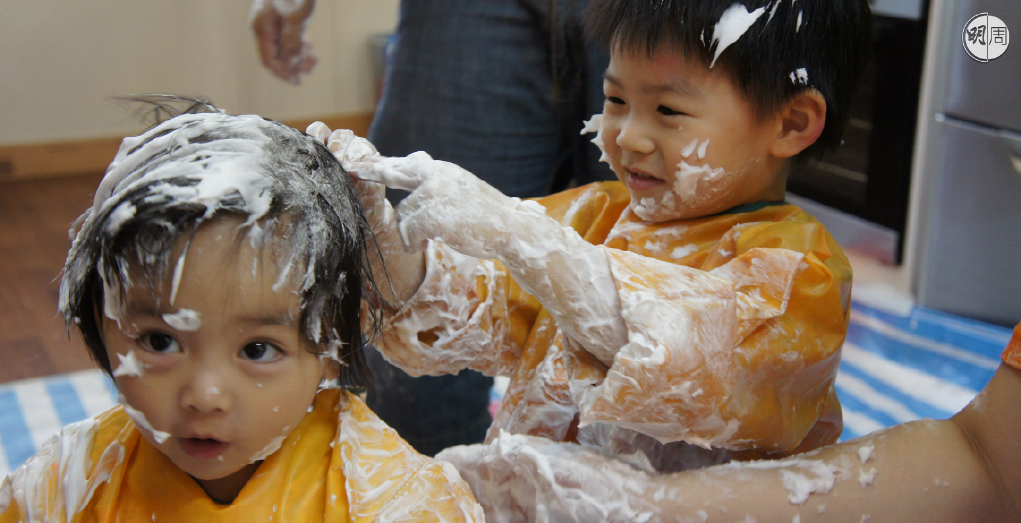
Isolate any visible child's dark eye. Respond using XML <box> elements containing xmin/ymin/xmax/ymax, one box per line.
<box><xmin>142</xmin><ymin>332</ymin><xmax>181</xmax><ymax>353</ymax></box>
<box><xmin>607</xmin><ymin>96</ymin><xmax>626</xmax><ymax>105</ymax></box>
<box><xmin>241</xmin><ymin>342</ymin><xmax>283</xmax><ymax>363</ymax></box>
<box><xmin>657</xmin><ymin>105</ymin><xmax>686</xmax><ymax>116</ymax></box>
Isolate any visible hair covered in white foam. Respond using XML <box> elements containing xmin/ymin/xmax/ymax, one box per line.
<box><xmin>59</xmin><ymin>109</ymin><xmax>377</xmax><ymax>383</ymax></box>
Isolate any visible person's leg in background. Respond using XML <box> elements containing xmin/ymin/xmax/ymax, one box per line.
<box><xmin>366</xmin><ymin>0</ymin><xmax>611</xmax><ymax>456</ymax></box>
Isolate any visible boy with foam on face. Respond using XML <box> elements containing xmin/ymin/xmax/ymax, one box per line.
<box><xmin>324</xmin><ymin>0</ymin><xmax>871</xmax><ymax>482</ymax></box>
<box><xmin>0</xmin><ymin>104</ymin><xmax>483</xmax><ymax>522</ymax></box>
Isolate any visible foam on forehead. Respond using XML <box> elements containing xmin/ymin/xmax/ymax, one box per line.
<box><xmin>92</xmin><ymin>113</ymin><xmax>275</xmax><ymax>231</ymax></box>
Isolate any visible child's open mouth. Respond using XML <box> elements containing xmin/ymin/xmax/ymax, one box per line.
<box><xmin>179</xmin><ymin>438</ymin><xmax>230</xmax><ymax>460</ymax></box>
<box><xmin>627</xmin><ymin>169</ymin><xmax>664</xmax><ymax>191</ymax></box>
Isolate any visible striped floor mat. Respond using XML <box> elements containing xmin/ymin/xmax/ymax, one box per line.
<box><xmin>0</xmin><ymin>299</ymin><xmax>1012</xmax><ymax>476</ymax></box>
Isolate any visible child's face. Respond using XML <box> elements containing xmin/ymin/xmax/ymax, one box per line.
<box><xmin>101</xmin><ymin>217</ymin><xmax>326</xmax><ymax>485</ymax></box>
<box><xmin>601</xmin><ymin>46</ymin><xmax>786</xmax><ymax>222</ymax></box>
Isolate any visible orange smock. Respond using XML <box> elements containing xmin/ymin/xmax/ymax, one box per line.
<box><xmin>0</xmin><ymin>389</ymin><xmax>482</xmax><ymax>523</ymax></box>
<box><xmin>1003</xmin><ymin>321</ymin><xmax>1021</xmax><ymax>370</ymax></box>
<box><xmin>378</xmin><ymin>181</ymin><xmax>852</xmax><ymax>461</ymax></box>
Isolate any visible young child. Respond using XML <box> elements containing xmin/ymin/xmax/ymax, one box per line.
<box><xmin>325</xmin><ymin>0</ymin><xmax>871</xmax><ymax>479</ymax></box>
<box><xmin>0</xmin><ymin>109</ymin><xmax>483</xmax><ymax>522</ymax></box>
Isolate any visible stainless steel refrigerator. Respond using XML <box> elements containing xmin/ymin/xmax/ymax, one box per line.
<box><xmin>915</xmin><ymin>0</ymin><xmax>1021</xmax><ymax>326</ymax></box>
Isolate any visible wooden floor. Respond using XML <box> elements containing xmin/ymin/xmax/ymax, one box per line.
<box><xmin>0</xmin><ymin>173</ymin><xmax>105</xmax><ymax>384</ymax></box>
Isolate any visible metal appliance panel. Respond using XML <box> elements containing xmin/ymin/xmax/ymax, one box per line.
<box><xmin>917</xmin><ymin>117</ymin><xmax>1021</xmax><ymax>326</ymax></box>
<box><xmin>944</xmin><ymin>0</ymin><xmax>1021</xmax><ymax>131</ymax></box>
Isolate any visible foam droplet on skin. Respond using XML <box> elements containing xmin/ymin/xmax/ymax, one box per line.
<box><xmin>674</xmin><ymin>161</ymin><xmax>727</xmax><ymax>201</ymax></box>
<box><xmin>249</xmin><ymin>434</ymin><xmax>287</xmax><ymax>463</ymax></box>
<box><xmin>112</xmin><ymin>350</ymin><xmax>147</xmax><ymax>378</ymax></box>
<box><xmin>710</xmin><ymin>4</ymin><xmax>767</xmax><ymax>68</ymax></box>
<box><xmin>273</xmin><ymin>406</ymin><xmax>280</xmax><ymax>412</ymax></box>
<box><xmin>580</xmin><ymin>113</ymin><xmax>611</xmax><ymax>164</ymax></box>
<box><xmin>217</xmin><ymin>455</ymin><xmax>224</xmax><ymax>462</ymax></box>
<box><xmin>169</xmin><ymin>245</ymin><xmax>189</xmax><ymax>306</ymax></box>
<box><xmin>162</xmin><ymin>308</ymin><xmax>202</xmax><ymax>331</ymax></box>
<box><xmin>681</xmin><ymin>138</ymin><xmax>699</xmax><ymax>158</ymax></box>
<box><xmin>858</xmin><ymin>467</ymin><xmax>878</xmax><ymax>487</ymax></box>
<box><xmin>207</xmin><ymin>386</ymin><xmax>220</xmax><ymax>396</ymax></box>
<box><xmin>857</xmin><ymin>444</ymin><xmax>874</xmax><ymax>464</ymax></box>
<box><xmin>697</xmin><ymin>139</ymin><xmax>710</xmax><ymax>160</ymax></box>
<box><xmin>119</xmin><ymin>394</ymin><xmax>171</xmax><ymax>444</ymax></box>
<box><xmin>257</xmin><ymin>383</ymin><xmax>263</xmax><ymax>388</ymax></box>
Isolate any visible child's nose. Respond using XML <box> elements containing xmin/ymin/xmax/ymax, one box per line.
<box><xmin>615</xmin><ymin>116</ymin><xmax>655</xmax><ymax>155</ymax></box>
<box><xmin>181</xmin><ymin>369</ymin><xmax>232</xmax><ymax>414</ymax></box>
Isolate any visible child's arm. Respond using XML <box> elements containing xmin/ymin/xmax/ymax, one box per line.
<box><xmin>441</xmin><ymin>364</ymin><xmax>1021</xmax><ymax>523</ymax></box>
<box><xmin>358</xmin><ymin>152</ymin><xmax>630</xmax><ymax>366</ymax></box>
<box><xmin>358</xmin><ymin>152</ymin><xmax>830</xmax><ymax>452</ymax></box>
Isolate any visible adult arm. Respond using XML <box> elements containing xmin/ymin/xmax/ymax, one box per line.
<box><xmin>250</xmin><ymin>0</ymin><xmax>317</xmax><ymax>83</ymax></box>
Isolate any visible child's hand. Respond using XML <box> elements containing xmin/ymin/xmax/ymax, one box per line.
<box><xmin>359</xmin><ymin>152</ymin><xmax>533</xmax><ymax>261</ymax></box>
<box><xmin>359</xmin><ymin>152</ymin><xmax>628</xmax><ymax>364</ymax></box>
<box><xmin>251</xmin><ymin>0</ymin><xmax>317</xmax><ymax>84</ymax></box>
<box><xmin>437</xmin><ymin>432</ymin><xmax>660</xmax><ymax>523</ymax></box>
<box><xmin>307</xmin><ymin>123</ymin><xmax>425</xmax><ymax>307</ymax></box>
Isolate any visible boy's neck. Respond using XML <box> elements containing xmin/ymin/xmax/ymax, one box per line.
<box><xmin>193</xmin><ymin>462</ymin><xmax>261</xmax><ymax>505</ymax></box>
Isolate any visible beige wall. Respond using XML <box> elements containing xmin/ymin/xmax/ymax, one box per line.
<box><xmin>0</xmin><ymin>0</ymin><xmax>398</xmax><ymax>146</ymax></box>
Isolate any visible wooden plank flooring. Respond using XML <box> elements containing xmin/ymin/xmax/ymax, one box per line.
<box><xmin>0</xmin><ymin>173</ymin><xmax>104</xmax><ymax>383</ymax></box>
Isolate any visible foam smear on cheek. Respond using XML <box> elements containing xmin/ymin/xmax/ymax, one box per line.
<box><xmin>162</xmin><ymin>308</ymin><xmax>201</xmax><ymax>331</ymax></box>
<box><xmin>118</xmin><ymin>394</ymin><xmax>171</xmax><ymax>444</ymax></box>
<box><xmin>250</xmin><ymin>433</ymin><xmax>288</xmax><ymax>463</ymax></box>
<box><xmin>674</xmin><ymin>161</ymin><xmax>727</xmax><ymax>201</ymax></box>
<box><xmin>580</xmin><ymin>114</ymin><xmax>610</xmax><ymax>164</ymax></box>
<box><xmin>112</xmin><ymin>350</ymin><xmax>147</xmax><ymax>378</ymax></box>
<box><xmin>710</xmin><ymin>4</ymin><xmax>767</xmax><ymax>68</ymax></box>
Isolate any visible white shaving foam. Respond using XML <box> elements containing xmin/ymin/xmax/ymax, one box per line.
<box><xmin>112</xmin><ymin>350</ymin><xmax>147</xmax><ymax>378</ymax></box>
<box><xmin>710</xmin><ymin>4</ymin><xmax>767</xmax><ymax>68</ymax></box>
<box><xmin>169</xmin><ymin>246</ymin><xmax>189</xmax><ymax>306</ymax></box>
<box><xmin>249</xmin><ymin>435</ymin><xmax>287</xmax><ymax>463</ymax></box>
<box><xmin>857</xmin><ymin>444</ymin><xmax>874</xmax><ymax>464</ymax></box>
<box><xmin>162</xmin><ymin>308</ymin><xmax>202</xmax><ymax>331</ymax></box>
<box><xmin>697</xmin><ymin>139</ymin><xmax>710</xmax><ymax>160</ymax></box>
<box><xmin>674</xmin><ymin>161</ymin><xmax>727</xmax><ymax>201</ymax></box>
<box><xmin>681</xmin><ymin>138</ymin><xmax>699</xmax><ymax>158</ymax></box>
<box><xmin>119</xmin><ymin>394</ymin><xmax>171</xmax><ymax>444</ymax></box>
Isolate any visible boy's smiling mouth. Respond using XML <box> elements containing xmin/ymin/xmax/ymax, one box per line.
<box><xmin>180</xmin><ymin>437</ymin><xmax>230</xmax><ymax>460</ymax></box>
<box><xmin>625</xmin><ymin>168</ymin><xmax>665</xmax><ymax>191</ymax></box>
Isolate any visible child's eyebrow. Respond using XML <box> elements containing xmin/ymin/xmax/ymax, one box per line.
<box><xmin>236</xmin><ymin>312</ymin><xmax>299</xmax><ymax>328</ymax></box>
<box><xmin>603</xmin><ymin>72</ymin><xmax>704</xmax><ymax>100</ymax></box>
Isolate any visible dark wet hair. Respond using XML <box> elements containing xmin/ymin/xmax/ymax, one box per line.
<box><xmin>585</xmin><ymin>0</ymin><xmax>872</xmax><ymax>159</ymax></box>
<box><xmin>60</xmin><ymin>98</ymin><xmax>378</xmax><ymax>386</ymax></box>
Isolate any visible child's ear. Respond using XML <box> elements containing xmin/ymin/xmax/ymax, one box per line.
<box><xmin>770</xmin><ymin>89</ymin><xmax>827</xmax><ymax>158</ymax></box>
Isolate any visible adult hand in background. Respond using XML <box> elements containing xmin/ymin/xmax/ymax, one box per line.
<box><xmin>251</xmin><ymin>0</ymin><xmax>318</xmax><ymax>84</ymax></box>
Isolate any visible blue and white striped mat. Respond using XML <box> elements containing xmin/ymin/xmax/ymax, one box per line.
<box><xmin>0</xmin><ymin>299</ymin><xmax>1012</xmax><ymax>476</ymax></box>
